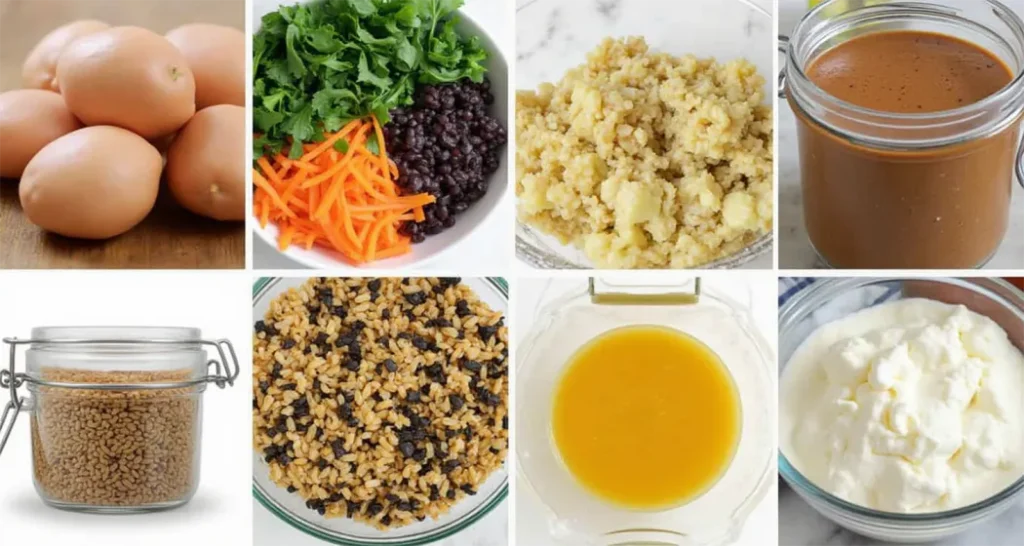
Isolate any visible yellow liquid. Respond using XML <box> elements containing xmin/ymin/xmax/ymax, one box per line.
<box><xmin>552</xmin><ymin>325</ymin><xmax>741</xmax><ymax>510</ymax></box>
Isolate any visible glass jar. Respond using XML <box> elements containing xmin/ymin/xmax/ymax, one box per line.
<box><xmin>780</xmin><ymin>0</ymin><xmax>1024</xmax><ymax>269</ymax></box>
<box><xmin>0</xmin><ymin>326</ymin><xmax>239</xmax><ymax>513</ymax></box>
<box><xmin>778</xmin><ymin>277</ymin><xmax>1024</xmax><ymax>542</ymax></box>
<box><xmin>517</xmin><ymin>278</ymin><xmax>775</xmax><ymax>544</ymax></box>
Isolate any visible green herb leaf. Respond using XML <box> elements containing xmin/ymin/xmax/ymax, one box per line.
<box><xmin>252</xmin><ymin>0</ymin><xmax>488</xmax><ymax>157</ymax></box>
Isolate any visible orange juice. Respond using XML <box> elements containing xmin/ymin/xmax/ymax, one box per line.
<box><xmin>552</xmin><ymin>325</ymin><xmax>741</xmax><ymax>510</ymax></box>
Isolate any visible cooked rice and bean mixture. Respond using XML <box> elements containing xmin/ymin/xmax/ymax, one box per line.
<box><xmin>253</xmin><ymin>277</ymin><xmax>508</xmax><ymax>529</ymax></box>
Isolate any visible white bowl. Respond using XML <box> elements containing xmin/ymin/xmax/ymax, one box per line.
<box><xmin>251</xmin><ymin>2</ymin><xmax>509</xmax><ymax>270</ymax></box>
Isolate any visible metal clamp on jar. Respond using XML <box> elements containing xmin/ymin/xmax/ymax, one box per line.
<box><xmin>0</xmin><ymin>326</ymin><xmax>239</xmax><ymax>513</ymax></box>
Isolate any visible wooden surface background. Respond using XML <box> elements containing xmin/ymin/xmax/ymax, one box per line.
<box><xmin>0</xmin><ymin>0</ymin><xmax>245</xmax><ymax>269</ymax></box>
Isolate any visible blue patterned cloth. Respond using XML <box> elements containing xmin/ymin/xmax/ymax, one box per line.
<box><xmin>778</xmin><ymin>277</ymin><xmax>815</xmax><ymax>307</ymax></box>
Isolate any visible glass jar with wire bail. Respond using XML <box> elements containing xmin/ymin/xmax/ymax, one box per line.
<box><xmin>779</xmin><ymin>0</ymin><xmax>1024</xmax><ymax>269</ymax></box>
<box><xmin>0</xmin><ymin>326</ymin><xmax>239</xmax><ymax>513</ymax></box>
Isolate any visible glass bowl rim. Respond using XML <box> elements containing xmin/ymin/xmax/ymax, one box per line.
<box><xmin>251</xmin><ymin>276</ymin><xmax>509</xmax><ymax>545</ymax></box>
<box><xmin>777</xmin><ymin>275</ymin><xmax>1024</xmax><ymax>522</ymax></box>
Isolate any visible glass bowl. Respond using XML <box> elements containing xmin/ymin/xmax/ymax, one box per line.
<box><xmin>516</xmin><ymin>277</ymin><xmax>775</xmax><ymax>544</ymax></box>
<box><xmin>778</xmin><ymin>277</ymin><xmax>1024</xmax><ymax>543</ymax></box>
<box><xmin>514</xmin><ymin>0</ymin><xmax>774</xmax><ymax>269</ymax></box>
<box><xmin>251</xmin><ymin>277</ymin><xmax>508</xmax><ymax>545</ymax></box>
<box><xmin>251</xmin><ymin>0</ymin><xmax>509</xmax><ymax>270</ymax></box>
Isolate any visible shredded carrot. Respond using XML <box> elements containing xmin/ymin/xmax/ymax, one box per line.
<box><xmin>253</xmin><ymin>115</ymin><xmax>434</xmax><ymax>264</ymax></box>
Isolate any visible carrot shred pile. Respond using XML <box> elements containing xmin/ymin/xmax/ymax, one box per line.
<box><xmin>253</xmin><ymin>116</ymin><xmax>434</xmax><ymax>264</ymax></box>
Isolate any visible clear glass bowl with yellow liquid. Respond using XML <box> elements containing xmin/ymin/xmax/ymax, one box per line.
<box><xmin>516</xmin><ymin>277</ymin><xmax>776</xmax><ymax>544</ymax></box>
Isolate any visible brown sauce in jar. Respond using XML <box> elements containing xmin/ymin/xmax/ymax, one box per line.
<box><xmin>792</xmin><ymin>30</ymin><xmax>1018</xmax><ymax>269</ymax></box>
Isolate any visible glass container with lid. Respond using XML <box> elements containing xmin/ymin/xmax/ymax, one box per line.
<box><xmin>780</xmin><ymin>0</ymin><xmax>1024</xmax><ymax>269</ymax></box>
<box><xmin>516</xmin><ymin>277</ymin><xmax>775</xmax><ymax>544</ymax></box>
<box><xmin>0</xmin><ymin>326</ymin><xmax>239</xmax><ymax>513</ymax></box>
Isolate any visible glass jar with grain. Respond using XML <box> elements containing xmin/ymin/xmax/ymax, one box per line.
<box><xmin>0</xmin><ymin>326</ymin><xmax>238</xmax><ymax>513</ymax></box>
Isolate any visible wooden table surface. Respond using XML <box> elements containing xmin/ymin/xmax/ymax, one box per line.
<box><xmin>0</xmin><ymin>0</ymin><xmax>245</xmax><ymax>269</ymax></box>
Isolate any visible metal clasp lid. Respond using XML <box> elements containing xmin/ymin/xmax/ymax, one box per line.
<box><xmin>0</xmin><ymin>336</ymin><xmax>239</xmax><ymax>457</ymax></box>
<box><xmin>588</xmin><ymin>277</ymin><xmax>701</xmax><ymax>305</ymax></box>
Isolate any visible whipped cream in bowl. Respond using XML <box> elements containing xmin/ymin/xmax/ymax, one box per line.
<box><xmin>778</xmin><ymin>277</ymin><xmax>1024</xmax><ymax>543</ymax></box>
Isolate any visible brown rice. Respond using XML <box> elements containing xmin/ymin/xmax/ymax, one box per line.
<box><xmin>252</xmin><ymin>277</ymin><xmax>509</xmax><ymax>529</ymax></box>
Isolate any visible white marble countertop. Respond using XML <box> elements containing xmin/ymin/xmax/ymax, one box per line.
<box><xmin>776</xmin><ymin>0</ymin><xmax>1024</xmax><ymax>519</ymax></box>
<box><xmin>777</xmin><ymin>0</ymin><xmax>1024</xmax><ymax>270</ymax></box>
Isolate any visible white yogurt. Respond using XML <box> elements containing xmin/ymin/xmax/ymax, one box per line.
<box><xmin>780</xmin><ymin>298</ymin><xmax>1024</xmax><ymax>513</ymax></box>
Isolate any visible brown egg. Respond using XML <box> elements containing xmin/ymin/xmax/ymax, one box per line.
<box><xmin>19</xmin><ymin>126</ymin><xmax>161</xmax><ymax>239</ymax></box>
<box><xmin>21</xmin><ymin>19</ymin><xmax>109</xmax><ymax>92</ymax></box>
<box><xmin>165</xmin><ymin>105</ymin><xmax>245</xmax><ymax>221</ymax></box>
<box><xmin>0</xmin><ymin>89</ymin><xmax>82</xmax><ymax>178</ymax></box>
<box><xmin>165</xmin><ymin>24</ymin><xmax>245</xmax><ymax>109</ymax></box>
<box><xmin>56</xmin><ymin>26</ymin><xmax>196</xmax><ymax>139</ymax></box>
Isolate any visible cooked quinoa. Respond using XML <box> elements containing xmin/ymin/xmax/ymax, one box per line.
<box><xmin>516</xmin><ymin>37</ymin><xmax>773</xmax><ymax>268</ymax></box>
<box><xmin>253</xmin><ymin>277</ymin><xmax>508</xmax><ymax>529</ymax></box>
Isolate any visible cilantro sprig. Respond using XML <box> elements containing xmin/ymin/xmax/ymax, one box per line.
<box><xmin>253</xmin><ymin>0</ymin><xmax>488</xmax><ymax>158</ymax></box>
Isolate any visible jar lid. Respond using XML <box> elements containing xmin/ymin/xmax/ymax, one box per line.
<box><xmin>30</xmin><ymin>325</ymin><xmax>202</xmax><ymax>346</ymax></box>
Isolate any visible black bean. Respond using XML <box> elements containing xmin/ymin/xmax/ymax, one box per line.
<box><xmin>367</xmin><ymin>279</ymin><xmax>381</xmax><ymax>292</ymax></box>
<box><xmin>332</xmin><ymin>305</ymin><xmax>347</xmax><ymax>318</ymax></box>
<box><xmin>345</xmin><ymin>358</ymin><xmax>361</xmax><ymax>372</ymax></box>
<box><xmin>396</xmin><ymin>501</ymin><xmax>412</xmax><ymax>512</ymax></box>
<box><xmin>381</xmin><ymin>309</ymin><xmax>391</xmax><ymax>320</ymax></box>
<box><xmin>259</xmin><ymin>380</ymin><xmax>270</xmax><ymax>392</ymax></box>
<box><xmin>383</xmin><ymin>358</ymin><xmax>397</xmax><ymax>373</ymax></box>
<box><xmin>460</xmin><ymin>484</ymin><xmax>476</xmax><ymax>495</ymax></box>
<box><xmin>282</xmin><ymin>339</ymin><xmax>296</xmax><ymax>349</ymax></box>
<box><xmin>279</xmin><ymin>382</ymin><xmax>297</xmax><ymax>391</ymax></box>
<box><xmin>254</xmin><ymin>320</ymin><xmax>268</xmax><ymax>333</ymax></box>
<box><xmin>331</xmin><ymin>439</ymin><xmax>347</xmax><ymax>458</ymax></box>
<box><xmin>412</xmin><ymin>336</ymin><xmax>429</xmax><ymax>350</ymax></box>
<box><xmin>404</xmin><ymin>291</ymin><xmax>427</xmax><ymax>305</ymax></box>
<box><xmin>478</xmin><ymin>325</ymin><xmax>497</xmax><ymax>341</ymax></box>
<box><xmin>317</xmin><ymin>459</ymin><xmax>329</xmax><ymax>470</ymax></box>
<box><xmin>449</xmin><ymin>394</ymin><xmax>464</xmax><ymax>411</ymax></box>
<box><xmin>398</xmin><ymin>441</ymin><xmax>415</xmax><ymax>458</ymax></box>
<box><xmin>381</xmin><ymin>514</ymin><xmax>392</xmax><ymax>526</ymax></box>
<box><xmin>442</xmin><ymin>459</ymin><xmax>459</xmax><ymax>473</ymax></box>
<box><xmin>406</xmin><ymin>390</ymin><xmax>420</xmax><ymax>403</ymax></box>
<box><xmin>462</xmin><ymin>360</ymin><xmax>481</xmax><ymax>373</ymax></box>
<box><xmin>313</xmin><ymin>332</ymin><xmax>329</xmax><ymax>346</ymax></box>
<box><xmin>287</xmin><ymin>485</ymin><xmax>297</xmax><ymax>493</ymax></box>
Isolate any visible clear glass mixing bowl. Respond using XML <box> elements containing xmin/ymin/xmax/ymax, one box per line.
<box><xmin>778</xmin><ymin>277</ymin><xmax>1024</xmax><ymax>543</ymax></box>
<box><xmin>514</xmin><ymin>0</ymin><xmax>774</xmax><ymax>269</ymax></box>
<box><xmin>252</xmin><ymin>277</ymin><xmax>508</xmax><ymax>545</ymax></box>
<box><xmin>517</xmin><ymin>277</ymin><xmax>775</xmax><ymax>544</ymax></box>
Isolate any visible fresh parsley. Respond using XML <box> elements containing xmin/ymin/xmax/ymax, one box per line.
<box><xmin>253</xmin><ymin>0</ymin><xmax>488</xmax><ymax>158</ymax></box>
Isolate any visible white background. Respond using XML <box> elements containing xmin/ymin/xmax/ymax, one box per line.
<box><xmin>0</xmin><ymin>271</ymin><xmax>253</xmax><ymax>545</ymax></box>
<box><xmin>513</xmin><ymin>273</ymin><xmax>779</xmax><ymax>546</ymax></box>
